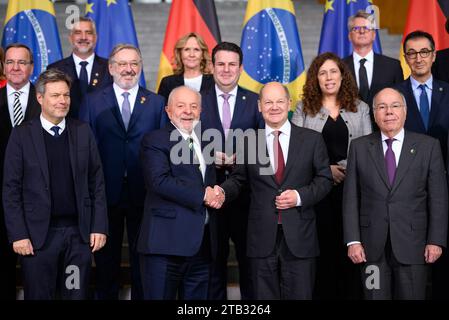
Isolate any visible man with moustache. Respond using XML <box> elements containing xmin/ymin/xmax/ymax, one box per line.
<box><xmin>80</xmin><ymin>44</ymin><xmax>167</xmax><ymax>300</ymax></box>
<box><xmin>48</xmin><ymin>17</ymin><xmax>112</xmax><ymax>118</ymax></box>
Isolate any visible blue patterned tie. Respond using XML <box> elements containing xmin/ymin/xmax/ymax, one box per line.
<box><xmin>51</xmin><ymin>126</ymin><xmax>60</xmax><ymax>138</ymax></box>
<box><xmin>418</xmin><ymin>84</ymin><xmax>429</xmax><ymax>131</ymax></box>
<box><xmin>121</xmin><ymin>92</ymin><xmax>131</xmax><ymax>130</ymax></box>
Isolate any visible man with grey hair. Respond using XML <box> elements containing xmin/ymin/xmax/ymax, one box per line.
<box><xmin>79</xmin><ymin>43</ymin><xmax>167</xmax><ymax>300</ymax></box>
<box><xmin>343</xmin><ymin>87</ymin><xmax>448</xmax><ymax>299</ymax></box>
<box><xmin>343</xmin><ymin>10</ymin><xmax>403</xmax><ymax>124</ymax></box>
<box><xmin>48</xmin><ymin>17</ymin><xmax>112</xmax><ymax>119</ymax></box>
<box><xmin>3</xmin><ymin>68</ymin><xmax>108</xmax><ymax>299</ymax></box>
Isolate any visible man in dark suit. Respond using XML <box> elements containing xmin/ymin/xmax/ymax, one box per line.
<box><xmin>432</xmin><ymin>18</ymin><xmax>449</xmax><ymax>83</ymax></box>
<box><xmin>47</xmin><ymin>17</ymin><xmax>112</xmax><ymax>119</ymax></box>
<box><xmin>396</xmin><ymin>30</ymin><xmax>449</xmax><ymax>300</ymax></box>
<box><xmin>343</xmin><ymin>10</ymin><xmax>403</xmax><ymax>124</ymax></box>
<box><xmin>201</xmin><ymin>42</ymin><xmax>264</xmax><ymax>300</ymax></box>
<box><xmin>2</xmin><ymin>69</ymin><xmax>108</xmax><ymax>300</ymax></box>
<box><xmin>0</xmin><ymin>43</ymin><xmax>41</xmax><ymax>300</ymax></box>
<box><xmin>343</xmin><ymin>87</ymin><xmax>448</xmax><ymax>300</ymax></box>
<box><xmin>216</xmin><ymin>82</ymin><xmax>333</xmax><ymax>299</ymax></box>
<box><xmin>79</xmin><ymin>44</ymin><xmax>167</xmax><ymax>300</ymax></box>
<box><xmin>138</xmin><ymin>85</ymin><xmax>219</xmax><ymax>299</ymax></box>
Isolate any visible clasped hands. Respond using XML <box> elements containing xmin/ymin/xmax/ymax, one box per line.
<box><xmin>205</xmin><ymin>185</ymin><xmax>225</xmax><ymax>209</ymax></box>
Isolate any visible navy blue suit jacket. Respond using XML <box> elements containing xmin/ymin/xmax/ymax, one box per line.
<box><xmin>47</xmin><ymin>55</ymin><xmax>113</xmax><ymax>119</ymax></box>
<box><xmin>2</xmin><ymin>118</ymin><xmax>108</xmax><ymax>249</ymax></box>
<box><xmin>136</xmin><ymin>123</ymin><xmax>217</xmax><ymax>257</ymax></box>
<box><xmin>79</xmin><ymin>85</ymin><xmax>168</xmax><ymax>206</ymax></box>
<box><xmin>395</xmin><ymin>78</ymin><xmax>449</xmax><ymax>163</ymax></box>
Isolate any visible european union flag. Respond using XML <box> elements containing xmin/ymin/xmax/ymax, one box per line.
<box><xmin>1</xmin><ymin>0</ymin><xmax>63</xmax><ymax>83</ymax></box>
<box><xmin>239</xmin><ymin>0</ymin><xmax>306</xmax><ymax>109</ymax></box>
<box><xmin>86</xmin><ymin>0</ymin><xmax>145</xmax><ymax>87</ymax></box>
<box><xmin>318</xmin><ymin>0</ymin><xmax>382</xmax><ymax>57</ymax></box>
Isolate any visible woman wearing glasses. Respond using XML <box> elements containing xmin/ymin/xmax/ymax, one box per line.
<box><xmin>291</xmin><ymin>52</ymin><xmax>372</xmax><ymax>300</ymax></box>
<box><xmin>158</xmin><ymin>33</ymin><xmax>214</xmax><ymax>101</ymax></box>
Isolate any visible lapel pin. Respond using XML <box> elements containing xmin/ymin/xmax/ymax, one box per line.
<box><xmin>410</xmin><ymin>148</ymin><xmax>416</xmax><ymax>154</ymax></box>
<box><xmin>242</xmin><ymin>96</ymin><xmax>246</xmax><ymax>100</ymax></box>
<box><xmin>92</xmin><ymin>79</ymin><xmax>98</xmax><ymax>86</ymax></box>
<box><xmin>95</xmin><ymin>73</ymin><xmax>99</xmax><ymax>77</ymax></box>
<box><xmin>141</xmin><ymin>96</ymin><xmax>146</xmax><ymax>104</ymax></box>
<box><xmin>439</xmin><ymin>87</ymin><xmax>443</xmax><ymax>92</ymax></box>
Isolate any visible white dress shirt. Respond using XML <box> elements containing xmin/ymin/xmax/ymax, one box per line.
<box><xmin>215</xmin><ymin>84</ymin><xmax>238</xmax><ymax>123</ymax></box>
<box><xmin>40</xmin><ymin>114</ymin><xmax>66</xmax><ymax>136</ymax></box>
<box><xmin>265</xmin><ymin>121</ymin><xmax>301</xmax><ymax>207</ymax></box>
<box><xmin>353</xmin><ymin>50</ymin><xmax>374</xmax><ymax>88</ymax></box>
<box><xmin>113</xmin><ymin>83</ymin><xmax>139</xmax><ymax>115</ymax></box>
<box><xmin>7</xmin><ymin>82</ymin><xmax>30</xmax><ymax>126</ymax></box>
<box><xmin>72</xmin><ymin>53</ymin><xmax>95</xmax><ymax>83</ymax></box>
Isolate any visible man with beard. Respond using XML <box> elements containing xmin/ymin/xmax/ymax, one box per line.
<box><xmin>79</xmin><ymin>44</ymin><xmax>167</xmax><ymax>300</ymax></box>
<box><xmin>48</xmin><ymin>17</ymin><xmax>112</xmax><ymax>118</ymax></box>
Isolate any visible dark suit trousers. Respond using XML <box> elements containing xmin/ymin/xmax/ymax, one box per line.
<box><xmin>208</xmin><ymin>188</ymin><xmax>252</xmax><ymax>300</ymax></box>
<box><xmin>140</xmin><ymin>225</ymin><xmax>211</xmax><ymax>300</ymax></box>
<box><xmin>361</xmin><ymin>235</ymin><xmax>428</xmax><ymax>300</ymax></box>
<box><xmin>21</xmin><ymin>226</ymin><xmax>91</xmax><ymax>300</ymax></box>
<box><xmin>94</xmin><ymin>179</ymin><xmax>143</xmax><ymax>300</ymax></box>
<box><xmin>0</xmin><ymin>216</ymin><xmax>17</xmax><ymax>300</ymax></box>
<box><xmin>250</xmin><ymin>225</ymin><xmax>316</xmax><ymax>300</ymax></box>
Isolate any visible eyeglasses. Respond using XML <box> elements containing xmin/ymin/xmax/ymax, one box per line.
<box><xmin>404</xmin><ymin>49</ymin><xmax>434</xmax><ymax>59</ymax></box>
<box><xmin>5</xmin><ymin>59</ymin><xmax>32</xmax><ymax>67</ymax></box>
<box><xmin>113</xmin><ymin>61</ymin><xmax>141</xmax><ymax>69</ymax></box>
<box><xmin>351</xmin><ymin>26</ymin><xmax>374</xmax><ymax>33</ymax></box>
<box><xmin>373</xmin><ymin>103</ymin><xmax>405</xmax><ymax>112</ymax></box>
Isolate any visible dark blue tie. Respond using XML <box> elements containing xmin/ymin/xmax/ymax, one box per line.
<box><xmin>51</xmin><ymin>126</ymin><xmax>60</xmax><ymax>138</ymax></box>
<box><xmin>418</xmin><ymin>84</ymin><xmax>430</xmax><ymax>131</ymax></box>
<box><xmin>79</xmin><ymin>61</ymin><xmax>89</xmax><ymax>95</ymax></box>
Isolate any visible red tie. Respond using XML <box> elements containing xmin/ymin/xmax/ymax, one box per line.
<box><xmin>273</xmin><ymin>131</ymin><xmax>285</xmax><ymax>223</ymax></box>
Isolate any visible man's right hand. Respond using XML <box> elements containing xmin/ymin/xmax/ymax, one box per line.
<box><xmin>348</xmin><ymin>243</ymin><xmax>366</xmax><ymax>264</ymax></box>
<box><xmin>13</xmin><ymin>239</ymin><xmax>34</xmax><ymax>256</ymax></box>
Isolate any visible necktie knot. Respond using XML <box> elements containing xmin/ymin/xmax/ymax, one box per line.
<box><xmin>221</xmin><ymin>93</ymin><xmax>231</xmax><ymax>101</ymax></box>
<box><xmin>79</xmin><ymin>61</ymin><xmax>88</xmax><ymax>68</ymax></box>
<box><xmin>122</xmin><ymin>92</ymin><xmax>130</xmax><ymax>99</ymax></box>
<box><xmin>14</xmin><ymin>91</ymin><xmax>22</xmax><ymax>98</ymax></box>
<box><xmin>51</xmin><ymin>126</ymin><xmax>60</xmax><ymax>137</ymax></box>
<box><xmin>419</xmin><ymin>84</ymin><xmax>427</xmax><ymax>92</ymax></box>
<box><xmin>385</xmin><ymin>138</ymin><xmax>394</xmax><ymax>148</ymax></box>
<box><xmin>360</xmin><ymin>58</ymin><xmax>367</xmax><ymax>66</ymax></box>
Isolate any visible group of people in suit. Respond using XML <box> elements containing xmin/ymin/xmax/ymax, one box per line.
<box><xmin>2</xmin><ymin>9</ymin><xmax>449</xmax><ymax>300</ymax></box>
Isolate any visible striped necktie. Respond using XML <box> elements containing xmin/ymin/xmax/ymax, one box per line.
<box><xmin>13</xmin><ymin>91</ymin><xmax>24</xmax><ymax>126</ymax></box>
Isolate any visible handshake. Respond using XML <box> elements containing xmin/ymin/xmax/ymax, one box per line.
<box><xmin>204</xmin><ymin>185</ymin><xmax>225</xmax><ymax>209</ymax></box>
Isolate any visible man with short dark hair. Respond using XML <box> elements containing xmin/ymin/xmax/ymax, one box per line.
<box><xmin>2</xmin><ymin>69</ymin><xmax>108</xmax><ymax>299</ymax></box>
<box><xmin>0</xmin><ymin>43</ymin><xmax>41</xmax><ymax>300</ymax></box>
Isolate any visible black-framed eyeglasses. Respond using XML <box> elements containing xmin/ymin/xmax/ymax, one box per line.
<box><xmin>351</xmin><ymin>26</ymin><xmax>374</xmax><ymax>33</ymax></box>
<box><xmin>404</xmin><ymin>49</ymin><xmax>434</xmax><ymax>59</ymax></box>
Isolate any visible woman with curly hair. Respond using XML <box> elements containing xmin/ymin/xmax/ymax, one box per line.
<box><xmin>291</xmin><ymin>52</ymin><xmax>372</xmax><ymax>300</ymax></box>
<box><xmin>157</xmin><ymin>32</ymin><xmax>214</xmax><ymax>101</ymax></box>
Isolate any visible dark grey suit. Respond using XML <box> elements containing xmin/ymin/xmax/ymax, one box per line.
<box><xmin>343</xmin><ymin>130</ymin><xmax>448</xmax><ymax>299</ymax></box>
<box><xmin>221</xmin><ymin>123</ymin><xmax>333</xmax><ymax>299</ymax></box>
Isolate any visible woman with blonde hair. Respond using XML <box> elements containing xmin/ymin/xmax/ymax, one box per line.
<box><xmin>158</xmin><ymin>32</ymin><xmax>214</xmax><ymax>100</ymax></box>
<box><xmin>292</xmin><ymin>52</ymin><xmax>372</xmax><ymax>300</ymax></box>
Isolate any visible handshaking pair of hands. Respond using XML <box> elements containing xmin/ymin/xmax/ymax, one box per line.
<box><xmin>204</xmin><ymin>185</ymin><xmax>225</xmax><ymax>209</ymax></box>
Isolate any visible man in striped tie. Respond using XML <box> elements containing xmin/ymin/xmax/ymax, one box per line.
<box><xmin>0</xmin><ymin>43</ymin><xmax>40</xmax><ymax>300</ymax></box>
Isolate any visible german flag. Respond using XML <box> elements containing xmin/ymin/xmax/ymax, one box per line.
<box><xmin>155</xmin><ymin>0</ymin><xmax>221</xmax><ymax>91</ymax></box>
<box><xmin>400</xmin><ymin>0</ymin><xmax>449</xmax><ymax>78</ymax></box>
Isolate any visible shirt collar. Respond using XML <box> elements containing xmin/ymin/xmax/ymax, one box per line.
<box><xmin>381</xmin><ymin>128</ymin><xmax>404</xmax><ymax>143</ymax></box>
<box><xmin>410</xmin><ymin>75</ymin><xmax>433</xmax><ymax>91</ymax></box>
<box><xmin>353</xmin><ymin>50</ymin><xmax>374</xmax><ymax>64</ymax></box>
<box><xmin>113</xmin><ymin>82</ymin><xmax>139</xmax><ymax>97</ymax></box>
<box><xmin>72</xmin><ymin>53</ymin><xmax>95</xmax><ymax>67</ymax></box>
<box><xmin>170</xmin><ymin>121</ymin><xmax>201</xmax><ymax>143</ymax></box>
<box><xmin>215</xmin><ymin>84</ymin><xmax>238</xmax><ymax>99</ymax></box>
<box><xmin>40</xmin><ymin>114</ymin><xmax>66</xmax><ymax>133</ymax></box>
<box><xmin>265</xmin><ymin>120</ymin><xmax>291</xmax><ymax>138</ymax></box>
<box><xmin>7</xmin><ymin>82</ymin><xmax>30</xmax><ymax>96</ymax></box>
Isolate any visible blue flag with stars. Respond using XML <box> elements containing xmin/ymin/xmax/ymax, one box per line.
<box><xmin>1</xmin><ymin>0</ymin><xmax>63</xmax><ymax>83</ymax></box>
<box><xmin>318</xmin><ymin>0</ymin><xmax>382</xmax><ymax>57</ymax></box>
<box><xmin>86</xmin><ymin>0</ymin><xmax>145</xmax><ymax>87</ymax></box>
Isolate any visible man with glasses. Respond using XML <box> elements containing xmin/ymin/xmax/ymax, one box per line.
<box><xmin>48</xmin><ymin>17</ymin><xmax>112</xmax><ymax>119</ymax></box>
<box><xmin>343</xmin><ymin>87</ymin><xmax>448</xmax><ymax>300</ymax></box>
<box><xmin>343</xmin><ymin>10</ymin><xmax>403</xmax><ymax>125</ymax></box>
<box><xmin>396</xmin><ymin>30</ymin><xmax>449</xmax><ymax>300</ymax></box>
<box><xmin>79</xmin><ymin>44</ymin><xmax>168</xmax><ymax>300</ymax></box>
<box><xmin>0</xmin><ymin>43</ymin><xmax>41</xmax><ymax>300</ymax></box>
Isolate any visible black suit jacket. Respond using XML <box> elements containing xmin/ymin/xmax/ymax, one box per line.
<box><xmin>221</xmin><ymin>123</ymin><xmax>333</xmax><ymax>258</ymax></box>
<box><xmin>395</xmin><ymin>77</ymin><xmax>449</xmax><ymax>164</ymax></box>
<box><xmin>343</xmin><ymin>131</ymin><xmax>448</xmax><ymax>264</ymax></box>
<box><xmin>157</xmin><ymin>73</ymin><xmax>215</xmax><ymax>101</ymax></box>
<box><xmin>2</xmin><ymin>118</ymin><xmax>108</xmax><ymax>249</ymax></box>
<box><xmin>343</xmin><ymin>53</ymin><xmax>403</xmax><ymax>114</ymax></box>
<box><xmin>47</xmin><ymin>54</ymin><xmax>112</xmax><ymax>119</ymax></box>
<box><xmin>432</xmin><ymin>48</ymin><xmax>449</xmax><ymax>84</ymax></box>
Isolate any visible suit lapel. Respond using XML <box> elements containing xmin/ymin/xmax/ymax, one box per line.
<box><xmin>371</xmin><ymin>54</ymin><xmax>381</xmax><ymax>91</ymax></box>
<box><xmin>66</xmin><ymin>120</ymin><xmax>79</xmax><ymax>200</ymax></box>
<box><xmin>404</xmin><ymin>78</ymin><xmax>426</xmax><ymax>131</ymax></box>
<box><xmin>391</xmin><ymin>132</ymin><xmax>417</xmax><ymax>194</ymax></box>
<box><xmin>230</xmin><ymin>88</ymin><xmax>247</xmax><ymax>130</ymax></box>
<box><xmin>128</xmin><ymin>87</ymin><xmax>146</xmax><ymax>132</ymax></box>
<box><xmin>24</xmin><ymin>84</ymin><xmax>41</xmax><ymax>121</ymax></box>
<box><xmin>205</xmin><ymin>87</ymin><xmax>225</xmax><ymax>138</ymax></box>
<box><xmin>367</xmin><ymin>133</ymin><xmax>391</xmax><ymax>189</ymax></box>
<box><xmin>0</xmin><ymin>88</ymin><xmax>12</xmax><ymax>133</ymax></box>
<box><xmin>282</xmin><ymin>125</ymin><xmax>300</xmax><ymax>182</ymax></box>
<box><xmin>105</xmin><ymin>86</ymin><xmax>126</xmax><ymax>132</ymax></box>
<box><xmin>428</xmin><ymin>80</ymin><xmax>445</xmax><ymax>129</ymax></box>
<box><xmin>257</xmin><ymin>129</ymin><xmax>277</xmax><ymax>187</ymax></box>
<box><xmin>30</xmin><ymin>119</ymin><xmax>50</xmax><ymax>188</ymax></box>
<box><xmin>90</xmin><ymin>55</ymin><xmax>107</xmax><ymax>88</ymax></box>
